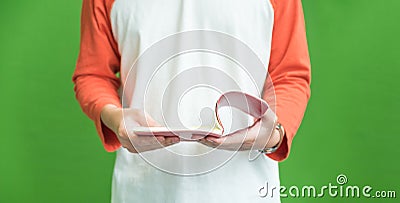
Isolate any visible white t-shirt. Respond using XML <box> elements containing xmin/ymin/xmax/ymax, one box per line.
<box><xmin>109</xmin><ymin>0</ymin><xmax>280</xmax><ymax>202</ymax></box>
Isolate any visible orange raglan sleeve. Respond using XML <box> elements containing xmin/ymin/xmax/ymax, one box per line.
<box><xmin>72</xmin><ymin>0</ymin><xmax>122</xmax><ymax>152</ymax></box>
<box><xmin>265</xmin><ymin>0</ymin><xmax>311</xmax><ymax>161</ymax></box>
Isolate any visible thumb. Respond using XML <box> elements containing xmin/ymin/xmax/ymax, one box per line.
<box><xmin>136</xmin><ymin>111</ymin><xmax>162</xmax><ymax>127</ymax></box>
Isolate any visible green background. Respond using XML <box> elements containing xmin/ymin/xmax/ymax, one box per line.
<box><xmin>0</xmin><ymin>0</ymin><xmax>398</xmax><ymax>202</ymax></box>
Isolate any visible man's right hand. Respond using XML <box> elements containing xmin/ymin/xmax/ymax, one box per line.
<box><xmin>100</xmin><ymin>104</ymin><xmax>180</xmax><ymax>153</ymax></box>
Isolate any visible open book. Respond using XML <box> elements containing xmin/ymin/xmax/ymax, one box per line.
<box><xmin>133</xmin><ymin>91</ymin><xmax>275</xmax><ymax>141</ymax></box>
<box><xmin>132</xmin><ymin>125</ymin><xmax>223</xmax><ymax>140</ymax></box>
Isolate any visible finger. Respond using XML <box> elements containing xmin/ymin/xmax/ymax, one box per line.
<box><xmin>121</xmin><ymin>141</ymin><xmax>138</xmax><ymax>153</ymax></box>
<box><xmin>126</xmin><ymin>147</ymin><xmax>138</xmax><ymax>153</ymax></box>
<box><xmin>198</xmin><ymin>138</ymin><xmax>212</xmax><ymax>148</ymax></box>
<box><xmin>161</xmin><ymin>137</ymin><xmax>180</xmax><ymax>147</ymax></box>
<box><xmin>155</xmin><ymin>135</ymin><xmax>165</xmax><ymax>142</ymax></box>
<box><xmin>135</xmin><ymin>137</ymin><xmax>179</xmax><ymax>152</ymax></box>
<box><xmin>206</xmin><ymin>129</ymin><xmax>250</xmax><ymax>150</ymax></box>
<box><xmin>122</xmin><ymin>133</ymin><xmax>154</xmax><ymax>153</ymax></box>
<box><xmin>125</xmin><ymin>133</ymin><xmax>157</xmax><ymax>149</ymax></box>
<box><xmin>201</xmin><ymin>138</ymin><xmax>243</xmax><ymax>151</ymax></box>
<box><xmin>127</xmin><ymin>135</ymin><xmax>180</xmax><ymax>153</ymax></box>
<box><xmin>142</xmin><ymin>136</ymin><xmax>179</xmax><ymax>146</ymax></box>
<box><xmin>143</xmin><ymin>135</ymin><xmax>180</xmax><ymax>145</ymax></box>
<box><xmin>165</xmin><ymin>136</ymin><xmax>180</xmax><ymax>143</ymax></box>
<box><xmin>198</xmin><ymin>138</ymin><xmax>221</xmax><ymax>148</ymax></box>
<box><xmin>133</xmin><ymin>135</ymin><xmax>163</xmax><ymax>147</ymax></box>
<box><xmin>125</xmin><ymin>140</ymin><xmax>162</xmax><ymax>153</ymax></box>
